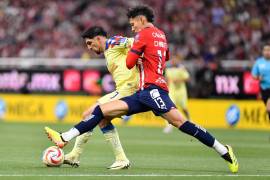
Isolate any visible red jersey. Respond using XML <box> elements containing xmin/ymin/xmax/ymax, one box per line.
<box><xmin>126</xmin><ymin>26</ymin><xmax>170</xmax><ymax>91</ymax></box>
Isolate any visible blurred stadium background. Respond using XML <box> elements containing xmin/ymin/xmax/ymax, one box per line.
<box><xmin>0</xmin><ymin>0</ymin><xmax>270</xmax><ymax>178</ymax></box>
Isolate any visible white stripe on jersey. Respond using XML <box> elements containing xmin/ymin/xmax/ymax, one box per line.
<box><xmin>139</xmin><ymin>63</ymin><xmax>145</xmax><ymax>90</ymax></box>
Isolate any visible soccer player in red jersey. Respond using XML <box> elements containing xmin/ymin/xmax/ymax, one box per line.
<box><xmin>45</xmin><ymin>5</ymin><xmax>238</xmax><ymax>173</ymax></box>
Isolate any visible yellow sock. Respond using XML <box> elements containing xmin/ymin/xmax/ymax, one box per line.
<box><xmin>103</xmin><ymin>128</ymin><xmax>128</xmax><ymax>161</ymax></box>
<box><xmin>69</xmin><ymin>131</ymin><xmax>92</xmax><ymax>157</ymax></box>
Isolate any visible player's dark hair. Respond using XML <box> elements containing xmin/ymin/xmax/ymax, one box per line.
<box><xmin>81</xmin><ymin>26</ymin><xmax>107</xmax><ymax>39</ymax></box>
<box><xmin>127</xmin><ymin>5</ymin><xmax>154</xmax><ymax>22</ymax></box>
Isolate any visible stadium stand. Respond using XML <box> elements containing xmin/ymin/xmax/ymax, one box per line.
<box><xmin>0</xmin><ymin>0</ymin><xmax>269</xmax><ymax>61</ymax></box>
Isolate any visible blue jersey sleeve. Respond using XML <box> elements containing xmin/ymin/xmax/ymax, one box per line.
<box><xmin>105</xmin><ymin>36</ymin><xmax>133</xmax><ymax>50</ymax></box>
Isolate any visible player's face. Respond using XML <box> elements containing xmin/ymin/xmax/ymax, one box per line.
<box><xmin>129</xmin><ymin>16</ymin><xmax>144</xmax><ymax>33</ymax></box>
<box><xmin>85</xmin><ymin>37</ymin><xmax>102</xmax><ymax>54</ymax></box>
<box><xmin>263</xmin><ymin>45</ymin><xmax>270</xmax><ymax>59</ymax></box>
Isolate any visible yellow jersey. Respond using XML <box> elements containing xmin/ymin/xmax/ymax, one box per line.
<box><xmin>165</xmin><ymin>65</ymin><xmax>189</xmax><ymax>92</ymax></box>
<box><xmin>104</xmin><ymin>36</ymin><xmax>139</xmax><ymax>94</ymax></box>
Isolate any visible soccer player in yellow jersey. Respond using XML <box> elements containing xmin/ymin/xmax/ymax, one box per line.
<box><xmin>64</xmin><ymin>26</ymin><xmax>138</xmax><ymax>169</ymax></box>
<box><xmin>163</xmin><ymin>57</ymin><xmax>190</xmax><ymax>133</ymax></box>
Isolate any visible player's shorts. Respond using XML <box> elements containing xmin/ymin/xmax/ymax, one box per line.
<box><xmin>261</xmin><ymin>89</ymin><xmax>270</xmax><ymax>104</ymax></box>
<box><xmin>121</xmin><ymin>85</ymin><xmax>176</xmax><ymax>116</ymax></box>
<box><xmin>98</xmin><ymin>90</ymin><xmax>134</xmax><ymax>104</ymax></box>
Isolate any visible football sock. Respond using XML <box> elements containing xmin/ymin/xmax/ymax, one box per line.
<box><xmin>179</xmin><ymin>121</ymin><xmax>215</xmax><ymax>147</ymax></box>
<box><xmin>69</xmin><ymin>131</ymin><xmax>92</xmax><ymax>157</ymax></box>
<box><xmin>213</xmin><ymin>139</ymin><xmax>228</xmax><ymax>156</ymax></box>
<box><xmin>179</xmin><ymin>121</ymin><xmax>233</xmax><ymax>163</ymax></box>
<box><xmin>61</xmin><ymin>128</ymin><xmax>80</xmax><ymax>142</ymax></box>
<box><xmin>101</xmin><ymin>124</ymin><xmax>128</xmax><ymax>161</ymax></box>
<box><xmin>74</xmin><ymin>105</ymin><xmax>104</xmax><ymax>134</ymax></box>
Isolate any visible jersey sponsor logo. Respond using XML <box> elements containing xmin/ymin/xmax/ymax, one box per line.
<box><xmin>226</xmin><ymin>105</ymin><xmax>240</xmax><ymax>126</ymax></box>
<box><xmin>150</xmin><ymin>89</ymin><xmax>167</xmax><ymax>110</ymax></box>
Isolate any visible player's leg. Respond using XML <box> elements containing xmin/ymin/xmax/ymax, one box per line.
<box><xmin>45</xmin><ymin>99</ymin><xmax>129</xmax><ymax>147</ymax></box>
<box><xmin>138</xmin><ymin>85</ymin><xmax>238</xmax><ymax>173</ymax></box>
<box><xmin>163</xmin><ymin>92</ymin><xmax>177</xmax><ymax>133</ymax></box>
<box><xmin>266</xmin><ymin>98</ymin><xmax>270</xmax><ymax>119</ymax></box>
<box><xmin>162</xmin><ymin>109</ymin><xmax>238</xmax><ymax>173</ymax></box>
<box><xmin>63</xmin><ymin>105</ymin><xmax>96</xmax><ymax>167</ymax></box>
<box><xmin>45</xmin><ymin>91</ymin><xmax>150</xmax><ymax>146</ymax></box>
<box><xmin>98</xmin><ymin>119</ymin><xmax>130</xmax><ymax>170</ymax></box>
<box><xmin>64</xmin><ymin>91</ymin><xmax>130</xmax><ymax>169</ymax></box>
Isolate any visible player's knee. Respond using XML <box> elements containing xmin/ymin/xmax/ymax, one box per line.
<box><xmin>164</xmin><ymin>109</ymin><xmax>186</xmax><ymax>127</ymax></box>
<box><xmin>98</xmin><ymin>118</ymin><xmax>111</xmax><ymax>128</ymax></box>
<box><xmin>82</xmin><ymin>106</ymin><xmax>96</xmax><ymax>119</ymax></box>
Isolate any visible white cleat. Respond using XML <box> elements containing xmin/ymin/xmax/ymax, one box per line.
<box><xmin>63</xmin><ymin>153</ymin><xmax>80</xmax><ymax>168</ymax></box>
<box><xmin>107</xmin><ymin>160</ymin><xmax>131</xmax><ymax>170</ymax></box>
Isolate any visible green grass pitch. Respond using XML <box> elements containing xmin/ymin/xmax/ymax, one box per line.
<box><xmin>0</xmin><ymin>122</ymin><xmax>270</xmax><ymax>180</ymax></box>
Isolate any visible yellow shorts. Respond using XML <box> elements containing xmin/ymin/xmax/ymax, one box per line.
<box><xmin>98</xmin><ymin>90</ymin><xmax>135</xmax><ymax>104</ymax></box>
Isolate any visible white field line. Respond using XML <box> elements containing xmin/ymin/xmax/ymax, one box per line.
<box><xmin>0</xmin><ymin>174</ymin><xmax>270</xmax><ymax>177</ymax></box>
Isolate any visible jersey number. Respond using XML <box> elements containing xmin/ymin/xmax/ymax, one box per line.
<box><xmin>157</xmin><ymin>50</ymin><xmax>166</xmax><ymax>75</ymax></box>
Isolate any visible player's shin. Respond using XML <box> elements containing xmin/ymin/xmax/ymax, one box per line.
<box><xmin>69</xmin><ymin>131</ymin><xmax>92</xmax><ymax>156</ymax></box>
<box><xmin>179</xmin><ymin>121</ymin><xmax>233</xmax><ymax>162</ymax></box>
<box><xmin>101</xmin><ymin>123</ymin><xmax>128</xmax><ymax>162</ymax></box>
<box><xmin>75</xmin><ymin>105</ymin><xmax>104</xmax><ymax>134</ymax></box>
<box><xmin>62</xmin><ymin>106</ymin><xmax>104</xmax><ymax>142</ymax></box>
<box><xmin>179</xmin><ymin>121</ymin><xmax>215</xmax><ymax>147</ymax></box>
<box><xmin>64</xmin><ymin>131</ymin><xmax>92</xmax><ymax>166</ymax></box>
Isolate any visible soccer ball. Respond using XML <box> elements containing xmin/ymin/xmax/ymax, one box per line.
<box><xmin>42</xmin><ymin>146</ymin><xmax>64</xmax><ymax>167</ymax></box>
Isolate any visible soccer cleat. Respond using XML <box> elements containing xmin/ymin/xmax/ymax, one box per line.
<box><xmin>225</xmin><ymin>145</ymin><xmax>239</xmax><ymax>173</ymax></box>
<box><xmin>63</xmin><ymin>152</ymin><xmax>80</xmax><ymax>168</ymax></box>
<box><xmin>45</xmin><ymin>126</ymin><xmax>67</xmax><ymax>148</ymax></box>
<box><xmin>107</xmin><ymin>160</ymin><xmax>131</xmax><ymax>170</ymax></box>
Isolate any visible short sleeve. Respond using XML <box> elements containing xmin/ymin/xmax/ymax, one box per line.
<box><xmin>251</xmin><ymin>60</ymin><xmax>260</xmax><ymax>77</ymax></box>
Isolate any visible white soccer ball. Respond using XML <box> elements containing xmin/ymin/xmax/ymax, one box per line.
<box><xmin>42</xmin><ymin>146</ymin><xmax>64</xmax><ymax>167</ymax></box>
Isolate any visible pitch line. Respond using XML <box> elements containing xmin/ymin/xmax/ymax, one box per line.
<box><xmin>1</xmin><ymin>174</ymin><xmax>270</xmax><ymax>177</ymax></box>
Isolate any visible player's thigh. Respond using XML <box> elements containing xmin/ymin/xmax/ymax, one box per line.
<box><xmin>100</xmin><ymin>99</ymin><xmax>129</xmax><ymax>118</ymax></box>
<box><xmin>162</xmin><ymin>108</ymin><xmax>187</xmax><ymax>127</ymax></box>
<box><xmin>97</xmin><ymin>91</ymin><xmax>124</xmax><ymax>126</ymax></box>
<box><xmin>82</xmin><ymin>103</ymin><xmax>99</xmax><ymax>119</ymax></box>
<box><xmin>82</xmin><ymin>91</ymin><xmax>119</xmax><ymax>118</ymax></box>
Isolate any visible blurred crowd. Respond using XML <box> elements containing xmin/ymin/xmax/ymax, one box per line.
<box><xmin>0</xmin><ymin>0</ymin><xmax>270</xmax><ymax>62</ymax></box>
